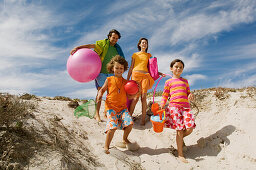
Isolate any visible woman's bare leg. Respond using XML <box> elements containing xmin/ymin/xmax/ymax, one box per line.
<box><xmin>140</xmin><ymin>93</ymin><xmax>147</xmax><ymax>125</ymax></box>
<box><xmin>129</xmin><ymin>97</ymin><xmax>139</xmax><ymax>116</ymax></box>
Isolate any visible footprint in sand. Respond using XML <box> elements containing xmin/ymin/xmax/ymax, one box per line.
<box><xmin>109</xmin><ymin>147</ymin><xmax>144</xmax><ymax>170</ymax></box>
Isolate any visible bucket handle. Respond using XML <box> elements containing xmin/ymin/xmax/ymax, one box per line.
<box><xmin>152</xmin><ymin>74</ymin><xmax>172</xmax><ymax>103</ymax></box>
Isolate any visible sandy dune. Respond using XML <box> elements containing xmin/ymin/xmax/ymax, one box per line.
<box><xmin>1</xmin><ymin>87</ymin><xmax>256</xmax><ymax>169</ymax></box>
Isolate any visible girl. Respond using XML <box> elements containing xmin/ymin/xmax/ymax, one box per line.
<box><xmin>127</xmin><ymin>38</ymin><xmax>164</xmax><ymax>125</ymax></box>
<box><xmin>97</xmin><ymin>55</ymin><xmax>138</xmax><ymax>154</ymax></box>
<box><xmin>160</xmin><ymin>59</ymin><xmax>196</xmax><ymax>163</ymax></box>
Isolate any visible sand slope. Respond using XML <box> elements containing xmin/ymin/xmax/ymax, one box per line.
<box><xmin>1</xmin><ymin>88</ymin><xmax>256</xmax><ymax>169</ymax></box>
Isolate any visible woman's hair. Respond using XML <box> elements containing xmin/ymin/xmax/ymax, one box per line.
<box><xmin>107</xmin><ymin>55</ymin><xmax>128</xmax><ymax>73</ymax></box>
<box><xmin>170</xmin><ymin>59</ymin><xmax>185</xmax><ymax>68</ymax></box>
<box><xmin>107</xmin><ymin>29</ymin><xmax>121</xmax><ymax>39</ymax></box>
<box><xmin>137</xmin><ymin>37</ymin><xmax>148</xmax><ymax>52</ymax></box>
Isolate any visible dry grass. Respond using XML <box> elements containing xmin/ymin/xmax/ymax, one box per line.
<box><xmin>0</xmin><ymin>93</ymin><xmax>101</xmax><ymax>169</ymax></box>
<box><xmin>0</xmin><ymin>93</ymin><xmax>35</xmax><ymax>129</ymax></box>
<box><xmin>19</xmin><ymin>93</ymin><xmax>39</xmax><ymax>100</ymax></box>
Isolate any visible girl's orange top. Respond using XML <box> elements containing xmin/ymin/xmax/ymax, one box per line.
<box><xmin>105</xmin><ymin>76</ymin><xmax>128</xmax><ymax>112</ymax></box>
<box><xmin>132</xmin><ymin>52</ymin><xmax>151</xmax><ymax>72</ymax></box>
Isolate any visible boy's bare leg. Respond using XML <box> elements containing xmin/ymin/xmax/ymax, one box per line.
<box><xmin>104</xmin><ymin>129</ymin><xmax>116</xmax><ymax>154</ymax></box>
<box><xmin>123</xmin><ymin>124</ymin><xmax>133</xmax><ymax>144</ymax></box>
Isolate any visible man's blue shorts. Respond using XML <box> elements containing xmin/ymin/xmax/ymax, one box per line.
<box><xmin>95</xmin><ymin>73</ymin><xmax>114</xmax><ymax>89</ymax></box>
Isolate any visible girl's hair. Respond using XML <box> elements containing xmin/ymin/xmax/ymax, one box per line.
<box><xmin>137</xmin><ymin>37</ymin><xmax>148</xmax><ymax>52</ymax></box>
<box><xmin>107</xmin><ymin>55</ymin><xmax>128</xmax><ymax>73</ymax></box>
<box><xmin>170</xmin><ymin>59</ymin><xmax>185</xmax><ymax>68</ymax></box>
<box><xmin>107</xmin><ymin>29</ymin><xmax>121</xmax><ymax>39</ymax></box>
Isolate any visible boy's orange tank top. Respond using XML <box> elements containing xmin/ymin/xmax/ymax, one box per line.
<box><xmin>105</xmin><ymin>76</ymin><xmax>128</xmax><ymax>113</ymax></box>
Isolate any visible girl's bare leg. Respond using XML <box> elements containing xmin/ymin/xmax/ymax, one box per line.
<box><xmin>176</xmin><ymin>130</ymin><xmax>188</xmax><ymax>163</ymax></box>
<box><xmin>104</xmin><ymin>129</ymin><xmax>116</xmax><ymax>154</ymax></box>
<box><xmin>184</xmin><ymin>128</ymin><xmax>193</xmax><ymax>137</ymax></box>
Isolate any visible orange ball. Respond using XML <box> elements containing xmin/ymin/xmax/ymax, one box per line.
<box><xmin>124</xmin><ymin>80</ymin><xmax>139</xmax><ymax>95</ymax></box>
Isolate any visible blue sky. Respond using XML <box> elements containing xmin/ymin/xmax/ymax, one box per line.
<box><xmin>0</xmin><ymin>0</ymin><xmax>256</xmax><ymax>99</ymax></box>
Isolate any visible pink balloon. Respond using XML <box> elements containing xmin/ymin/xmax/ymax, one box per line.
<box><xmin>67</xmin><ymin>48</ymin><xmax>101</xmax><ymax>83</ymax></box>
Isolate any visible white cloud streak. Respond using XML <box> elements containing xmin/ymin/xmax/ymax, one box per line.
<box><xmin>0</xmin><ymin>0</ymin><xmax>256</xmax><ymax>98</ymax></box>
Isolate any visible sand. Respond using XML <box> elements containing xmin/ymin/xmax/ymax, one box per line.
<box><xmin>1</xmin><ymin>87</ymin><xmax>256</xmax><ymax>169</ymax></box>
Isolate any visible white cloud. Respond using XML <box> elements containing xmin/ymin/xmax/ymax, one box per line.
<box><xmin>0</xmin><ymin>1</ymin><xmax>66</xmax><ymax>59</ymax></box>
<box><xmin>225</xmin><ymin>43</ymin><xmax>256</xmax><ymax>60</ymax></box>
<box><xmin>148</xmin><ymin>0</ymin><xmax>256</xmax><ymax>47</ymax></box>
<box><xmin>155</xmin><ymin>43</ymin><xmax>202</xmax><ymax>75</ymax></box>
<box><xmin>1</xmin><ymin>0</ymin><xmax>256</xmax><ymax>98</ymax></box>
<box><xmin>218</xmin><ymin>74</ymin><xmax>256</xmax><ymax>88</ymax></box>
<box><xmin>64</xmin><ymin>88</ymin><xmax>98</xmax><ymax>99</ymax></box>
<box><xmin>170</xmin><ymin>5</ymin><xmax>255</xmax><ymax>45</ymax></box>
<box><xmin>0</xmin><ymin>75</ymin><xmax>44</xmax><ymax>95</ymax></box>
<box><xmin>185</xmin><ymin>74</ymin><xmax>207</xmax><ymax>86</ymax></box>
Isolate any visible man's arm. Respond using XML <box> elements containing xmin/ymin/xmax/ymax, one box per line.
<box><xmin>70</xmin><ymin>44</ymin><xmax>96</xmax><ymax>55</ymax></box>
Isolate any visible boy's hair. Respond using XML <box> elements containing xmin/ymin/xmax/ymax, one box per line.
<box><xmin>170</xmin><ymin>59</ymin><xmax>185</xmax><ymax>68</ymax></box>
<box><xmin>107</xmin><ymin>55</ymin><xmax>128</xmax><ymax>73</ymax></box>
<box><xmin>137</xmin><ymin>37</ymin><xmax>148</xmax><ymax>52</ymax></box>
<box><xmin>107</xmin><ymin>29</ymin><xmax>121</xmax><ymax>39</ymax></box>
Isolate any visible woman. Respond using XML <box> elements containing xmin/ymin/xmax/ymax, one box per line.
<box><xmin>127</xmin><ymin>38</ymin><xmax>164</xmax><ymax>125</ymax></box>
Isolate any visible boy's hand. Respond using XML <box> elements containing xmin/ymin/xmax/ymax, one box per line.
<box><xmin>96</xmin><ymin>94</ymin><xmax>102</xmax><ymax>103</ymax></box>
<box><xmin>188</xmin><ymin>93</ymin><xmax>194</xmax><ymax>101</ymax></box>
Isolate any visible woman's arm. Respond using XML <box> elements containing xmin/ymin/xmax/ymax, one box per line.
<box><xmin>127</xmin><ymin>58</ymin><xmax>135</xmax><ymax>80</ymax></box>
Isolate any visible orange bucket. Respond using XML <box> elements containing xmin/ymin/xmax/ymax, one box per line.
<box><xmin>151</xmin><ymin>103</ymin><xmax>159</xmax><ymax>116</ymax></box>
<box><xmin>150</xmin><ymin>119</ymin><xmax>165</xmax><ymax>133</ymax></box>
<box><xmin>150</xmin><ymin>109</ymin><xmax>166</xmax><ymax>133</ymax></box>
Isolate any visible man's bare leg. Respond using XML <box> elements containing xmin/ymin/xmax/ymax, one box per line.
<box><xmin>95</xmin><ymin>87</ymin><xmax>102</xmax><ymax>122</ymax></box>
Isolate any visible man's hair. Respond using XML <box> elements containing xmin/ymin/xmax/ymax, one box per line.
<box><xmin>170</xmin><ymin>59</ymin><xmax>185</xmax><ymax>68</ymax></box>
<box><xmin>107</xmin><ymin>55</ymin><xmax>128</xmax><ymax>73</ymax></box>
<box><xmin>107</xmin><ymin>29</ymin><xmax>121</xmax><ymax>39</ymax></box>
<box><xmin>137</xmin><ymin>37</ymin><xmax>148</xmax><ymax>52</ymax></box>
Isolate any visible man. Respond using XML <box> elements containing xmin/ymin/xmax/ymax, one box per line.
<box><xmin>70</xmin><ymin>29</ymin><xmax>125</xmax><ymax>122</ymax></box>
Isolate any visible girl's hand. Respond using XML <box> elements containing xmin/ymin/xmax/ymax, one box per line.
<box><xmin>159</xmin><ymin>72</ymin><xmax>166</xmax><ymax>77</ymax></box>
<box><xmin>188</xmin><ymin>93</ymin><xmax>194</xmax><ymax>101</ymax></box>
